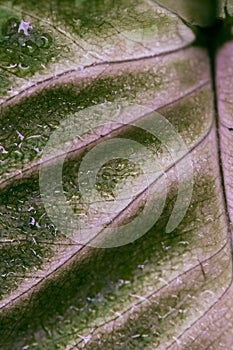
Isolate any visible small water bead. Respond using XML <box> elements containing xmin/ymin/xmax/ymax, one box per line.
<box><xmin>18</xmin><ymin>63</ymin><xmax>30</xmax><ymax>71</ymax></box>
<box><xmin>116</xmin><ymin>161</ymin><xmax>127</xmax><ymax>171</ymax></box>
<box><xmin>6</xmin><ymin>63</ymin><xmax>17</xmax><ymax>69</ymax></box>
<box><xmin>21</xmin><ymin>40</ymin><xmax>39</xmax><ymax>55</ymax></box>
<box><xmin>39</xmin><ymin>33</ymin><xmax>52</xmax><ymax>48</ymax></box>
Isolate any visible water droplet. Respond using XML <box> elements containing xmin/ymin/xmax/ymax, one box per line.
<box><xmin>6</xmin><ymin>63</ymin><xmax>17</xmax><ymax>69</ymax></box>
<box><xmin>39</xmin><ymin>33</ymin><xmax>52</xmax><ymax>48</ymax></box>
<box><xmin>18</xmin><ymin>63</ymin><xmax>30</xmax><ymax>71</ymax></box>
<box><xmin>22</xmin><ymin>40</ymin><xmax>38</xmax><ymax>55</ymax></box>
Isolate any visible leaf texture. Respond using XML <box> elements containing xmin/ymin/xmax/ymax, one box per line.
<box><xmin>0</xmin><ymin>1</ymin><xmax>233</xmax><ymax>349</ymax></box>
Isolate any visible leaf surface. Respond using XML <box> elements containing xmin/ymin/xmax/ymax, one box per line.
<box><xmin>0</xmin><ymin>1</ymin><xmax>233</xmax><ymax>349</ymax></box>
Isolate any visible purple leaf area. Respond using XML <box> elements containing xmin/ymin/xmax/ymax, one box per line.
<box><xmin>0</xmin><ymin>1</ymin><xmax>233</xmax><ymax>349</ymax></box>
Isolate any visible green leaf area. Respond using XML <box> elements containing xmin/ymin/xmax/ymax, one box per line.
<box><xmin>1</xmin><ymin>1</ymin><xmax>233</xmax><ymax>349</ymax></box>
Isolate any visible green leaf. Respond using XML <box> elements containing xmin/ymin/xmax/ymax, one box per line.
<box><xmin>1</xmin><ymin>1</ymin><xmax>233</xmax><ymax>349</ymax></box>
<box><xmin>0</xmin><ymin>0</ymin><xmax>195</xmax><ymax>101</ymax></box>
<box><xmin>153</xmin><ymin>0</ymin><xmax>219</xmax><ymax>27</ymax></box>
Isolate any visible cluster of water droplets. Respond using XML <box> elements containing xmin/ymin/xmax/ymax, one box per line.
<box><xmin>95</xmin><ymin>158</ymin><xmax>142</xmax><ymax>200</ymax></box>
<box><xmin>0</xmin><ymin>17</ymin><xmax>53</xmax><ymax>77</ymax></box>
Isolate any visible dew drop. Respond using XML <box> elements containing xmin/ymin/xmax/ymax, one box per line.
<box><xmin>22</xmin><ymin>40</ymin><xmax>38</xmax><ymax>55</ymax></box>
<box><xmin>18</xmin><ymin>63</ymin><xmax>30</xmax><ymax>71</ymax></box>
<box><xmin>39</xmin><ymin>33</ymin><xmax>52</xmax><ymax>48</ymax></box>
<box><xmin>6</xmin><ymin>63</ymin><xmax>17</xmax><ymax>69</ymax></box>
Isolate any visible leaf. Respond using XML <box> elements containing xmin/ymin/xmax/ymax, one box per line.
<box><xmin>153</xmin><ymin>0</ymin><xmax>219</xmax><ymax>26</ymax></box>
<box><xmin>0</xmin><ymin>0</ymin><xmax>195</xmax><ymax>102</ymax></box>
<box><xmin>0</xmin><ymin>1</ymin><xmax>233</xmax><ymax>349</ymax></box>
<box><xmin>184</xmin><ymin>37</ymin><xmax>233</xmax><ymax>350</ymax></box>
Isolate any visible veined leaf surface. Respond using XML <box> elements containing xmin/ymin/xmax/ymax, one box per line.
<box><xmin>1</xmin><ymin>1</ymin><xmax>233</xmax><ymax>349</ymax></box>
